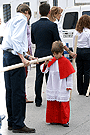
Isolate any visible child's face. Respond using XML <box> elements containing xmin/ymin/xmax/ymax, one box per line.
<box><xmin>53</xmin><ymin>52</ymin><xmax>63</xmax><ymax>59</ymax></box>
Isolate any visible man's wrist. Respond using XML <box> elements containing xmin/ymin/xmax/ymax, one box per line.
<box><xmin>27</xmin><ymin>55</ymin><xmax>30</xmax><ymax>60</ymax></box>
<box><xmin>17</xmin><ymin>52</ymin><xmax>24</xmax><ymax>61</ymax></box>
<box><xmin>24</xmin><ymin>54</ymin><xmax>30</xmax><ymax>60</ymax></box>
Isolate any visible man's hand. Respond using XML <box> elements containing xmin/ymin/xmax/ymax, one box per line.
<box><xmin>17</xmin><ymin>52</ymin><xmax>30</xmax><ymax>67</ymax></box>
<box><xmin>28</xmin><ymin>56</ymin><xmax>39</xmax><ymax>64</ymax></box>
<box><xmin>22</xmin><ymin>58</ymin><xmax>30</xmax><ymax>67</ymax></box>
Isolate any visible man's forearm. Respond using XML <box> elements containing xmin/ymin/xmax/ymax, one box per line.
<box><xmin>17</xmin><ymin>52</ymin><xmax>24</xmax><ymax>61</ymax></box>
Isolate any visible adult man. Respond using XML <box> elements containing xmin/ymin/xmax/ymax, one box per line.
<box><xmin>2</xmin><ymin>4</ymin><xmax>35</xmax><ymax>133</ymax></box>
<box><xmin>31</xmin><ymin>3</ymin><xmax>60</xmax><ymax>107</ymax></box>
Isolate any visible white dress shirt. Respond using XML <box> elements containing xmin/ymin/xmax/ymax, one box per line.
<box><xmin>73</xmin><ymin>28</ymin><xmax>90</xmax><ymax>49</ymax></box>
<box><xmin>54</xmin><ymin>19</ymin><xmax>66</xmax><ymax>46</ymax></box>
<box><xmin>2</xmin><ymin>13</ymin><xmax>28</xmax><ymax>55</ymax></box>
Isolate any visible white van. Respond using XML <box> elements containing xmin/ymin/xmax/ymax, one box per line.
<box><xmin>60</xmin><ymin>5</ymin><xmax>90</xmax><ymax>50</ymax></box>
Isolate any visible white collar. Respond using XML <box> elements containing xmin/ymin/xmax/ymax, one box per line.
<box><xmin>41</xmin><ymin>16</ymin><xmax>49</xmax><ymax>19</ymax></box>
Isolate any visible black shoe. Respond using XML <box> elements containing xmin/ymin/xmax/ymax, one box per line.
<box><xmin>79</xmin><ymin>93</ymin><xmax>83</xmax><ymax>95</ymax></box>
<box><xmin>12</xmin><ymin>125</ymin><xmax>35</xmax><ymax>133</ymax></box>
<box><xmin>36</xmin><ymin>103</ymin><xmax>42</xmax><ymax>107</ymax></box>
<box><xmin>50</xmin><ymin>123</ymin><xmax>57</xmax><ymax>125</ymax></box>
<box><xmin>62</xmin><ymin>122</ymin><xmax>69</xmax><ymax>127</ymax></box>
<box><xmin>8</xmin><ymin>126</ymin><xmax>12</xmax><ymax>130</ymax></box>
<box><xmin>26</xmin><ymin>99</ymin><xmax>34</xmax><ymax>103</ymax></box>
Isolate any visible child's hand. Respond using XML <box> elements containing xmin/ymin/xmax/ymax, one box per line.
<box><xmin>66</xmin><ymin>88</ymin><xmax>72</xmax><ymax>91</ymax></box>
<box><xmin>45</xmin><ymin>60</ymin><xmax>49</xmax><ymax>66</ymax></box>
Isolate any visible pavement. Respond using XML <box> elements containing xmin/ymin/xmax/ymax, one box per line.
<box><xmin>1</xmin><ymin>46</ymin><xmax>90</xmax><ymax>135</ymax></box>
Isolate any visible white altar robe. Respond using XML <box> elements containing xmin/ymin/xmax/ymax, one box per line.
<box><xmin>40</xmin><ymin>60</ymin><xmax>73</xmax><ymax>102</ymax></box>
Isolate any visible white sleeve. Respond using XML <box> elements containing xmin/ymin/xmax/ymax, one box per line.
<box><xmin>87</xmin><ymin>30</ymin><xmax>90</xmax><ymax>48</ymax></box>
<box><xmin>11</xmin><ymin>19</ymin><xmax>27</xmax><ymax>54</ymax></box>
<box><xmin>40</xmin><ymin>63</ymin><xmax>49</xmax><ymax>74</ymax></box>
<box><xmin>66</xmin><ymin>74</ymin><xmax>73</xmax><ymax>89</ymax></box>
<box><xmin>56</xmin><ymin>21</ymin><xmax>66</xmax><ymax>46</ymax></box>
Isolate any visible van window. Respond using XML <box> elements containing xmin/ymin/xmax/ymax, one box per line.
<box><xmin>82</xmin><ymin>11</ymin><xmax>90</xmax><ymax>16</ymax></box>
<box><xmin>53</xmin><ymin>0</ymin><xmax>58</xmax><ymax>6</ymax></box>
<box><xmin>63</xmin><ymin>12</ymin><xmax>78</xmax><ymax>29</ymax></box>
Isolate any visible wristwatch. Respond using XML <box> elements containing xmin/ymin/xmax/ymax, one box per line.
<box><xmin>67</xmin><ymin>49</ymin><xmax>71</xmax><ymax>53</ymax></box>
<box><xmin>27</xmin><ymin>55</ymin><xmax>30</xmax><ymax>60</ymax></box>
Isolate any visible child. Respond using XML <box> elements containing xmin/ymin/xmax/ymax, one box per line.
<box><xmin>40</xmin><ymin>41</ymin><xmax>75</xmax><ymax>127</ymax></box>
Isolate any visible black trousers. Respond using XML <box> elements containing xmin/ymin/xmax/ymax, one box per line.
<box><xmin>76</xmin><ymin>48</ymin><xmax>90</xmax><ymax>95</ymax></box>
<box><xmin>3</xmin><ymin>51</ymin><xmax>26</xmax><ymax>129</ymax></box>
<box><xmin>35</xmin><ymin>62</ymin><xmax>49</xmax><ymax>105</ymax></box>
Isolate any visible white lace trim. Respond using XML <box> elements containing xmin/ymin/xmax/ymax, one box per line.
<box><xmin>46</xmin><ymin>89</ymin><xmax>70</xmax><ymax>102</ymax></box>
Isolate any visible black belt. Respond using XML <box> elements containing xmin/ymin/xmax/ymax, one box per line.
<box><xmin>4</xmin><ymin>49</ymin><xmax>13</xmax><ymax>52</ymax></box>
<box><xmin>3</xmin><ymin>49</ymin><xmax>13</xmax><ymax>54</ymax></box>
<box><xmin>3</xmin><ymin>49</ymin><xmax>25</xmax><ymax>56</ymax></box>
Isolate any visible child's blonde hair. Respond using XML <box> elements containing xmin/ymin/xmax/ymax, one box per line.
<box><xmin>51</xmin><ymin>41</ymin><xmax>64</xmax><ymax>54</ymax></box>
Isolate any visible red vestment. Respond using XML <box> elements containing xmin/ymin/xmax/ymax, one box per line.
<box><xmin>45</xmin><ymin>56</ymin><xmax>75</xmax><ymax>124</ymax></box>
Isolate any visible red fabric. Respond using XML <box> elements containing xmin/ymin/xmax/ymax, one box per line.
<box><xmin>46</xmin><ymin>101</ymin><xmax>70</xmax><ymax>124</ymax></box>
<box><xmin>25</xmin><ymin>94</ymin><xmax>27</xmax><ymax>99</ymax></box>
<box><xmin>48</xmin><ymin>56</ymin><xmax>75</xmax><ymax>79</ymax></box>
<box><xmin>25</xmin><ymin>67</ymin><xmax>28</xmax><ymax>78</ymax></box>
<box><xmin>41</xmin><ymin>62</ymin><xmax>47</xmax><ymax>72</ymax></box>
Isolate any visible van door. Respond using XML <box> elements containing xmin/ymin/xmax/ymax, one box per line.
<box><xmin>61</xmin><ymin>6</ymin><xmax>81</xmax><ymax>48</ymax></box>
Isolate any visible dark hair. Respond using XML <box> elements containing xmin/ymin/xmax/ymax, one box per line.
<box><xmin>51</xmin><ymin>41</ymin><xmax>64</xmax><ymax>54</ymax></box>
<box><xmin>17</xmin><ymin>4</ymin><xmax>31</xmax><ymax>17</ymax></box>
<box><xmin>39</xmin><ymin>3</ymin><xmax>50</xmax><ymax>16</ymax></box>
<box><xmin>76</xmin><ymin>14</ymin><xmax>90</xmax><ymax>33</ymax></box>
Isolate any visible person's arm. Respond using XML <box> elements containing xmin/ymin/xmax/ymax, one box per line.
<box><xmin>66</xmin><ymin>74</ymin><xmax>73</xmax><ymax>91</ymax></box>
<box><xmin>24</xmin><ymin>53</ymin><xmax>36</xmax><ymax>60</ymax></box>
<box><xmin>11</xmin><ymin>18</ymin><xmax>27</xmax><ymax>54</ymax></box>
<box><xmin>17</xmin><ymin>52</ymin><xmax>30</xmax><ymax>67</ymax></box>
<box><xmin>12</xmin><ymin>18</ymin><xmax>32</xmax><ymax>66</ymax></box>
<box><xmin>56</xmin><ymin>21</ymin><xmax>66</xmax><ymax>46</ymax></box>
<box><xmin>64</xmin><ymin>45</ymin><xmax>77</xmax><ymax>58</ymax></box>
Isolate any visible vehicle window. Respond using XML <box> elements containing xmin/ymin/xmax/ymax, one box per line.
<box><xmin>23</xmin><ymin>2</ymin><xmax>30</xmax><ymax>25</ymax></box>
<box><xmin>63</xmin><ymin>12</ymin><xmax>78</xmax><ymax>29</ymax></box>
<box><xmin>3</xmin><ymin>4</ymin><xmax>11</xmax><ymax>23</ymax></box>
<box><xmin>82</xmin><ymin>11</ymin><xmax>90</xmax><ymax>16</ymax></box>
